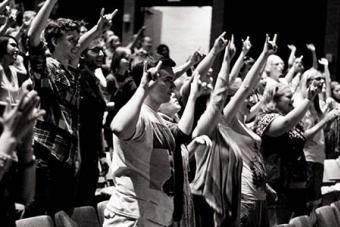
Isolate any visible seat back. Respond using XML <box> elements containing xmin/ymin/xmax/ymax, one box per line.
<box><xmin>289</xmin><ymin>215</ymin><xmax>313</xmax><ymax>227</ymax></box>
<box><xmin>332</xmin><ymin>200</ymin><xmax>340</xmax><ymax>212</ymax></box>
<box><xmin>16</xmin><ymin>215</ymin><xmax>54</xmax><ymax>227</ymax></box>
<box><xmin>315</xmin><ymin>205</ymin><xmax>340</xmax><ymax>227</ymax></box>
<box><xmin>54</xmin><ymin>211</ymin><xmax>78</xmax><ymax>227</ymax></box>
<box><xmin>97</xmin><ymin>200</ymin><xmax>109</xmax><ymax>225</ymax></box>
<box><xmin>69</xmin><ymin>206</ymin><xmax>100</xmax><ymax>227</ymax></box>
<box><xmin>275</xmin><ymin>224</ymin><xmax>292</xmax><ymax>227</ymax></box>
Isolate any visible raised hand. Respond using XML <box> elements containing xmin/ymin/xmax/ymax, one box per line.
<box><xmin>307</xmin><ymin>80</ymin><xmax>322</xmax><ymax>101</ymax></box>
<box><xmin>292</xmin><ymin>55</ymin><xmax>304</xmax><ymax>72</ymax></box>
<box><xmin>0</xmin><ymin>90</ymin><xmax>45</xmax><ymax>142</ymax></box>
<box><xmin>97</xmin><ymin>8</ymin><xmax>118</xmax><ymax>32</ymax></box>
<box><xmin>190</xmin><ymin>71</ymin><xmax>213</xmax><ymax>98</ymax></box>
<box><xmin>139</xmin><ymin>60</ymin><xmax>163</xmax><ymax>90</ymax></box>
<box><xmin>242</xmin><ymin>36</ymin><xmax>252</xmax><ymax>55</ymax></box>
<box><xmin>287</xmin><ymin>44</ymin><xmax>296</xmax><ymax>51</ymax></box>
<box><xmin>318</xmin><ymin>58</ymin><xmax>329</xmax><ymax>67</ymax></box>
<box><xmin>212</xmin><ymin>31</ymin><xmax>228</xmax><ymax>54</ymax></box>
<box><xmin>263</xmin><ymin>33</ymin><xmax>278</xmax><ymax>55</ymax></box>
<box><xmin>306</xmin><ymin>43</ymin><xmax>316</xmax><ymax>52</ymax></box>
<box><xmin>189</xmin><ymin>50</ymin><xmax>203</xmax><ymax>66</ymax></box>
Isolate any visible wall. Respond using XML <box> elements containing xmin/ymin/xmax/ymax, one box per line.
<box><xmin>152</xmin><ymin>6</ymin><xmax>212</xmax><ymax>65</ymax></box>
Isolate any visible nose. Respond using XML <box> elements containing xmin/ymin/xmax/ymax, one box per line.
<box><xmin>99</xmin><ymin>50</ymin><xmax>104</xmax><ymax>57</ymax></box>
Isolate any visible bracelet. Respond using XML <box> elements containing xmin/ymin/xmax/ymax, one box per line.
<box><xmin>0</xmin><ymin>152</ymin><xmax>17</xmax><ymax>168</ymax></box>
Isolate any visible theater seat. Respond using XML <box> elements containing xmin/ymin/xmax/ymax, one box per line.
<box><xmin>16</xmin><ymin>215</ymin><xmax>54</xmax><ymax>227</ymax></box>
<box><xmin>289</xmin><ymin>215</ymin><xmax>313</xmax><ymax>227</ymax></box>
<box><xmin>315</xmin><ymin>205</ymin><xmax>340</xmax><ymax>227</ymax></box>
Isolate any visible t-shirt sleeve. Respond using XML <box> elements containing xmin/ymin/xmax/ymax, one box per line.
<box><xmin>254</xmin><ymin>113</ymin><xmax>280</xmax><ymax>137</ymax></box>
<box><xmin>126</xmin><ymin>115</ymin><xmax>146</xmax><ymax>142</ymax></box>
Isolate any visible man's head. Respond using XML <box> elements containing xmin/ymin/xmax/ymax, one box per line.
<box><xmin>141</xmin><ymin>36</ymin><xmax>152</xmax><ymax>53</ymax></box>
<box><xmin>265</xmin><ymin>54</ymin><xmax>284</xmax><ymax>81</ymax></box>
<box><xmin>81</xmin><ymin>38</ymin><xmax>105</xmax><ymax>70</ymax></box>
<box><xmin>44</xmin><ymin>18</ymin><xmax>81</xmax><ymax>60</ymax></box>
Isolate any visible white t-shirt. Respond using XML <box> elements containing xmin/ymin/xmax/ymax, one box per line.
<box><xmin>107</xmin><ymin>104</ymin><xmax>175</xmax><ymax>226</ymax></box>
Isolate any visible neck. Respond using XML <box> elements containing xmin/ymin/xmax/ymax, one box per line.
<box><xmin>117</xmin><ymin>68</ymin><xmax>127</xmax><ymax>75</ymax></box>
<box><xmin>144</xmin><ymin>96</ymin><xmax>160</xmax><ymax>112</ymax></box>
<box><xmin>53</xmin><ymin>52</ymin><xmax>69</xmax><ymax>67</ymax></box>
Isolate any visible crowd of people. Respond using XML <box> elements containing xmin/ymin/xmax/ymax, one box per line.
<box><xmin>0</xmin><ymin>0</ymin><xmax>340</xmax><ymax>227</ymax></box>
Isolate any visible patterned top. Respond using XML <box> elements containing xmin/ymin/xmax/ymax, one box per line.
<box><xmin>254</xmin><ymin>112</ymin><xmax>307</xmax><ymax>191</ymax></box>
<box><xmin>28</xmin><ymin>42</ymin><xmax>80</xmax><ymax>166</ymax></box>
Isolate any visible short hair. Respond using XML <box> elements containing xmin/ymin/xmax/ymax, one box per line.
<box><xmin>44</xmin><ymin>18</ymin><xmax>81</xmax><ymax>53</ymax></box>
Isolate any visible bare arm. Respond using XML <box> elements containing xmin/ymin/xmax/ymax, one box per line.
<box><xmin>284</xmin><ymin>55</ymin><xmax>303</xmax><ymax>84</ymax></box>
<box><xmin>229</xmin><ymin>36</ymin><xmax>252</xmax><ymax>84</ymax></box>
<box><xmin>0</xmin><ymin>0</ymin><xmax>12</xmax><ymax>14</ymax></box>
<box><xmin>306</xmin><ymin>43</ymin><xmax>318</xmax><ymax>69</ymax></box>
<box><xmin>70</xmin><ymin>9</ymin><xmax>118</xmax><ymax>66</ymax></box>
<box><xmin>111</xmin><ymin>61</ymin><xmax>162</xmax><ymax>140</ymax></box>
<box><xmin>319</xmin><ymin>58</ymin><xmax>331</xmax><ymax>99</ymax></box>
<box><xmin>304</xmin><ymin>109</ymin><xmax>340</xmax><ymax>140</ymax></box>
<box><xmin>287</xmin><ymin>44</ymin><xmax>297</xmax><ymax>68</ymax></box>
<box><xmin>28</xmin><ymin>0</ymin><xmax>57</xmax><ymax>47</ymax></box>
<box><xmin>223</xmin><ymin>34</ymin><xmax>277</xmax><ymax>123</ymax></box>
<box><xmin>126</xmin><ymin>26</ymin><xmax>145</xmax><ymax>51</ymax></box>
<box><xmin>265</xmin><ymin>84</ymin><xmax>320</xmax><ymax>137</ymax></box>
<box><xmin>178</xmin><ymin>72</ymin><xmax>212</xmax><ymax>135</ymax></box>
<box><xmin>192</xmin><ymin>38</ymin><xmax>231</xmax><ymax>138</ymax></box>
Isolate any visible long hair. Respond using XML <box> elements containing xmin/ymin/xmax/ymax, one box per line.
<box><xmin>110</xmin><ymin>46</ymin><xmax>131</xmax><ymax>74</ymax></box>
<box><xmin>295</xmin><ymin>68</ymin><xmax>323</xmax><ymax>117</ymax></box>
<box><xmin>0</xmin><ymin>35</ymin><xmax>18</xmax><ymax>60</ymax></box>
<box><xmin>261</xmin><ymin>83</ymin><xmax>292</xmax><ymax>114</ymax></box>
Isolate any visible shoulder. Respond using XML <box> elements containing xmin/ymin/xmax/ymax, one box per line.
<box><xmin>254</xmin><ymin>112</ymin><xmax>281</xmax><ymax>136</ymax></box>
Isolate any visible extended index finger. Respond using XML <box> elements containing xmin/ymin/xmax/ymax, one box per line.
<box><xmin>154</xmin><ymin>60</ymin><xmax>163</xmax><ymax>72</ymax></box>
<box><xmin>272</xmin><ymin>34</ymin><xmax>277</xmax><ymax>44</ymax></box>
<box><xmin>110</xmin><ymin>9</ymin><xmax>118</xmax><ymax>19</ymax></box>
<box><xmin>100</xmin><ymin>8</ymin><xmax>105</xmax><ymax>17</ymax></box>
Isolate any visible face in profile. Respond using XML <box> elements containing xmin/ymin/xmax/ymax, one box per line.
<box><xmin>266</xmin><ymin>55</ymin><xmax>284</xmax><ymax>80</ymax></box>
<box><xmin>5</xmin><ymin>38</ymin><xmax>19</xmax><ymax>64</ymax></box>
<box><xmin>56</xmin><ymin>30</ymin><xmax>80</xmax><ymax>60</ymax></box>
<box><xmin>276</xmin><ymin>88</ymin><xmax>294</xmax><ymax>114</ymax></box>
<box><xmin>149</xmin><ymin>65</ymin><xmax>175</xmax><ymax>104</ymax></box>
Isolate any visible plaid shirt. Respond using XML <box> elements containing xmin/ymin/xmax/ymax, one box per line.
<box><xmin>28</xmin><ymin>42</ymin><xmax>80</xmax><ymax>166</ymax></box>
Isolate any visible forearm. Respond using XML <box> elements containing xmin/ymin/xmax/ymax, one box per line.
<box><xmin>325</xmin><ymin>67</ymin><xmax>331</xmax><ymax>99</ymax></box>
<box><xmin>311</xmin><ymin>51</ymin><xmax>318</xmax><ymax>69</ymax></box>
<box><xmin>111</xmin><ymin>86</ymin><xmax>147</xmax><ymax>140</ymax></box>
<box><xmin>28</xmin><ymin>0</ymin><xmax>57</xmax><ymax>47</ymax></box>
<box><xmin>174</xmin><ymin>60</ymin><xmax>192</xmax><ymax>79</ymax></box>
<box><xmin>223</xmin><ymin>51</ymin><xmax>268</xmax><ymax>121</ymax></box>
<box><xmin>194</xmin><ymin>48</ymin><xmax>218</xmax><ymax>78</ymax></box>
<box><xmin>281</xmin><ymin>99</ymin><xmax>311</xmax><ymax>132</ymax></box>
<box><xmin>0</xmin><ymin>0</ymin><xmax>11</xmax><ymax>13</ymax></box>
<box><xmin>229</xmin><ymin>51</ymin><xmax>245</xmax><ymax>84</ymax></box>
<box><xmin>304</xmin><ymin>117</ymin><xmax>328</xmax><ymax>140</ymax></box>
<box><xmin>284</xmin><ymin>66</ymin><xmax>296</xmax><ymax>84</ymax></box>
<box><xmin>178</xmin><ymin>94</ymin><xmax>197</xmax><ymax>135</ymax></box>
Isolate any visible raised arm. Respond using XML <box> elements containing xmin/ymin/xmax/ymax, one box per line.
<box><xmin>319</xmin><ymin>58</ymin><xmax>331</xmax><ymax>99</ymax></box>
<box><xmin>229</xmin><ymin>36</ymin><xmax>252</xmax><ymax>84</ymax></box>
<box><xmin>287</xmin><ymin>44</ymin><xmax>297</xmax><ymax>69</ymax></box>
<box><xmin>174</xmin><ymin>50</ymin><xmax>202</xmax><ymax>79</ymax></box>
<box><xmin>179</xmin><ymin>32</ymin><xmax>227</xmax><ymax>105</ymax></box>
<box><xmin>70</xmin><ymin>8</ymin><xmax>118</xmax><ymax>66</ymax></box>
<box><xmin>192</xmin><ymin>37</ymin><xmax>231</xmax><ymax>138</ymax></box>
<box><xmin>28</xmin><ymin>0</ymin><xmax>57</xmax><ymax>47</ymax></box>
<box><xmin>223</xmin><ymin>34</ymin><xmax>277</xmax><ymax>123</ymax></box>
<box><xmin>265</xmin><ymin>82</ymin><xmax>320</xmax><ymax>137</ymax></box>
<box><xmin>126</xmin><ymin>26</ymin><xmax>145</xmax><ymax>51</ymax></box>
<box><xmin>0</xmin><ymin>0</ymin><xmax>12</xmax><ymax>14</ymax></box>
<box><xmin>111</xmin><ymin>61</ymin><xmax>162</xmax><ymax>140</ymax></box>
<box><xmin>284</xmin><ymin>55</ymin><xmax>303</xmax><ymax>84</ymax></box>
<box><xmin>306</xmin><ymin>43</ymin><xmax>318</xmax><ymax>69</ymax></box>
<box><xmin>177</xmin><ymin>71</ymin><xmax>212</xmax><ymax>135</ymax></box>
<box><xmin>304</xmin><ymin>108</ymin><xmax>340</xmax><ymax>140</ymax></box>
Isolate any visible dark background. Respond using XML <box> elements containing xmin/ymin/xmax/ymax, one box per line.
<box><xmin>17</xmin><ymin>0</ymin><xmax>331</xmax><ymax>74</ymax></box>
